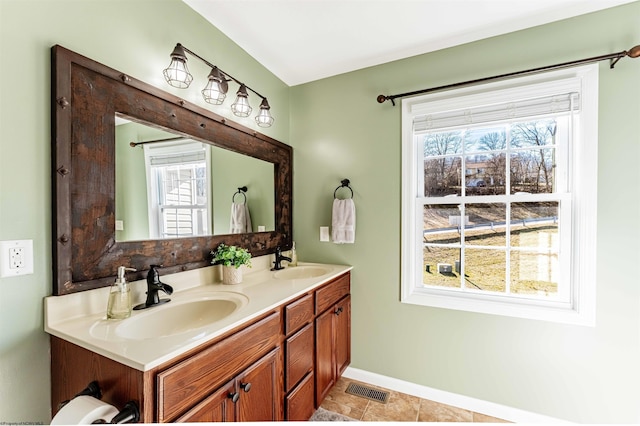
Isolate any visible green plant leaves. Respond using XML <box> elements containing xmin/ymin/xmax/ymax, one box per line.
<box><xmin>211</xmin><ymin>243</ymin><xmax>252</xmax><ymax>269</ymax></box>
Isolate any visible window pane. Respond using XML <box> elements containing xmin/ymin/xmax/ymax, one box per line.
<box><xmin>510</xmin><ymin>120</ymin><xmax>557</xmax><ymax>149</ymax></box>
<box><xmin>510</xmin><ymin>202</ymin><xmax>559</xmax><ymax>251</ymax></box>
<box><xmin>465</xmin><ymin>153</ymin><xmax>506</xmax><ymax>195</ymax></box>
<box><xmin>464</xmin><ymin>248</ymin><xmax>506</xmax><ymax>293</ymax></box>
<box><xmin>424</xmin><ymin>157</ymin><xmax>462</xmax><ymax>196</ymax></box>
<box><xmin>423</xmin><ymin>246</ymin><xmax>461</xmax><ymax>288</ymax></box>
<box><xmin>510</xmin><ymin>148</ymin><xmax>555</xmax><ymax>194</ymax></box>
<box><xmin>423</xmin><ymin>204</ymin><xmax>461</xmax><ymax>244</ymax></box>
<box><xmin>465</xmin><ymin>203</ymin><xmax>506</xmax><ymax>247</ymax></box>
<box><xmin>464</xmin><ymin>127</ymin><xmax>506</xmax><ymax>153</ymax></box>
<box><xmin>510</xmin><ymin>251</ymin><xmax>559</xmax><ymax>297</ymax></box>
<box><xmin>423</xmin><ymin>131</ymin><xmax>463</xmax><ymax>156</ymax></box>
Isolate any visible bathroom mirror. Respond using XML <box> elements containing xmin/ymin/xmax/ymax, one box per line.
<box><xmin>52</xmin><ymin>45</ymin><xmax>292</xmax><ymax>295</ymax></box>
<box><xmin>115</xmin><ymin>117</ymin><xmax>275</xmax><ymax>240</ymax></box>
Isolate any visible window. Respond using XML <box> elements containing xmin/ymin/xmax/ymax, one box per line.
<box><xmin>144</xmin><ymin>140</ymin><xmax>212</xmax><ymax>238</ymax></box>
<box><xmin>401</xmin><ymin>65</ymin><xmax>598</xmax><ymax>325</ymax></box>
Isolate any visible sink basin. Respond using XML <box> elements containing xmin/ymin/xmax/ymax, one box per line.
<box><xmin>274</xmin><ymin>266</ymin><xmax>328</xmax><ymax>280</ymax></box>
<box><xmin>112</xmin><ymin>292</ymin><xmax>248</xmax><ymax>340</ymax></box>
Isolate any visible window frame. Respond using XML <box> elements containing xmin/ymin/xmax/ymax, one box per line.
<box><xmin>401</xmin><ymin>65</ymin><xmax>598</xmax><ymax>326</ymax></box>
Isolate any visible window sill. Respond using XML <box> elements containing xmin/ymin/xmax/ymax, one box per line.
<box><xmin>401</xmin><ymin>287</ymin><xmax>595</xmax><ymax>327</ymax></box>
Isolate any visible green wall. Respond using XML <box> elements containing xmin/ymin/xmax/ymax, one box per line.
<box><xmin>0</xmin><ymin>0</ymin><xmax>288</xmax><ymax>423</ymax></box>
<box><xmin>290</xmin><ymin>2</ymin><xmax>640</xmax><ymax>423</ymax></box>
<box><xmin>1</xmin><ymin>0</ymin><xmax>639</xmax><ymax>423</ymax></box>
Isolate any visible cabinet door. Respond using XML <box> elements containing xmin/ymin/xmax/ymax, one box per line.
<box><xmin>335</xmin><ymin>296</ymin><xmax>351</xmax><ymax>377</ymax></box>
<box><xmin>176</xmin><ymin>380</ymin><xmax>236</xmax><ymax>423</ymax></box>
<box><xmin>315</xmin><ymin>307</ymin><xmax>335</xmax><ymax>406</ymax></box>
<box><xmin>237</xmin><ymin>347</ymin><xmax>282</xmax><ymax>422</ymax></box>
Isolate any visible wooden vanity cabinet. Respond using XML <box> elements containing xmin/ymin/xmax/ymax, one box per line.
<box><xmin>50</xmin><ymin>271</ymin><xmax>351</xmax><ymax>423</ymax></box>
<box><xmin>315</xmin><ymin>273</ymin><xmax>351</xmax><ymax>406</ymax></box>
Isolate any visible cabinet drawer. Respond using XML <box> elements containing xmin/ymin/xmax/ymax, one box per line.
<box><xmin>157</xmin><ymin>311</ymin><xmax>281</xmax><ymax>422</ymax></box>
<box><xmin>315</xmin><ymin>272</ymin><xmax>350</xmax><ymax>314</ymax></box>
<box><xmin>284</xmin><ymin>294</ymin><xmax>313</xmax><ymax>335</ymax></box>
<box><xmin>285</xmin><ymin>372</ymin><xmax>315</xmax><ymax>421</ymax></box>
<box><xmin>285</xmin><ymin>323</ymin><xmax>314</xmax><ymax>392</ymax></box>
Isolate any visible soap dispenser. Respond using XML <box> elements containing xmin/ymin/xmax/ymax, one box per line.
<box><xmin>289</xmin><ymin>242</ymin><xmax>298</xmax><ymax>267</ymax></box>
<box><xmin>107</xmin><ymin>266</ymin><xmax>136</xmax><ymax>319</ymax></box>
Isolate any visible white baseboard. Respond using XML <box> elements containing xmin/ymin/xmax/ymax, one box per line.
<box><xmin>343</xmin><ymin>367</ymin><xmax>571</xmax><ymax>424</ymax></box>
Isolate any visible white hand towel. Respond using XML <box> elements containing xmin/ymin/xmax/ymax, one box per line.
<box><xmin>230</xmin><ymin>202</ymin><xmax>252</xmax><ymax>233</ymax></box>
<box><xmin>243</xmin><ymin>203</ymin><xmax>252</xmax><ymax>233</ymax></box>
<box><xmin>331</xmin><ymin>198</ymin><xmax>356</xmax><ymax>244</ymax></box>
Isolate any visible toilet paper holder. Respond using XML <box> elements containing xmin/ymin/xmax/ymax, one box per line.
<box><xmin>60</xmin><ymin>381</ymin><xmax>140</xmax><ymax>424</ymax></box>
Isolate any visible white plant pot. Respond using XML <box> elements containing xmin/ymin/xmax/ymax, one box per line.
<box><xmin>222</xmin><ymin>266</ymin><xmax>243</xmax><ymax>285</ymax></box>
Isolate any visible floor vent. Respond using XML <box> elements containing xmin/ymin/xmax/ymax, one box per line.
<box><xmin>345</xmin><ymin>382</ymin><xmax>390</xmax><ymax>404</ymax></box>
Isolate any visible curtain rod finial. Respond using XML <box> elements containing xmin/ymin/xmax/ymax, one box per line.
<box><xmin>377</xmin><ymin>94</ymin><xmax>396</xmax><ymax>106</ymax></box>
<box><xmin>626</xmin><ymin>45</ymin><xmax>640</xmax><ymax>58</ymax></box>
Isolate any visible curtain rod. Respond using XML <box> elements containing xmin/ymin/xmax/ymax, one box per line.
<box><xmin>377</xmin><ymin>44</ymin><xmax>640</xmax><ymax>106</ymax></box>
<box><xmin>129</xmin><ymin>136</ymin><xmax>186</xmax><ymax>148</ymax></box>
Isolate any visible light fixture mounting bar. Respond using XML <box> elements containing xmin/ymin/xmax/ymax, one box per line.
<box><xmin>377</xmin><ymin>44</ymin><xmax>640</xmax><ymax>106</ymax></box>
<box><xmin>179</xmin><ymin>43</ymin><xmax>267</xmax><ymax>101</ymax></box>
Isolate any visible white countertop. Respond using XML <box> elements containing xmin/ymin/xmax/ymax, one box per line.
<box><xmin>44</xmin><ymin>257</ymin><xmax>352</xmax><ymax>371</ymax></box>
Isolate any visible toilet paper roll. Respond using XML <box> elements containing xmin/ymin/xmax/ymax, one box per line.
<box><xmin>51</xmin><ymin>395</ymin><xmax>119</xmax><ymax>425</ymax></box>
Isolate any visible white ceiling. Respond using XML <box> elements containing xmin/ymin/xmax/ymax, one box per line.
<box><xmin>182</xmin><ymin>0</ymin><xmax>635</xmax><ymax>86</ymax></box>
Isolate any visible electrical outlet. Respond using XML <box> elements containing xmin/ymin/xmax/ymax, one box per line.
<box><xmin>10</xmin><ymin>247</ymin><xmax>25</xmax><ymax>269</ymax></box>
<box><xmin>0</xmin><ymin>240</ymin><xmax>34</xmax><ymax>277</ymax></box>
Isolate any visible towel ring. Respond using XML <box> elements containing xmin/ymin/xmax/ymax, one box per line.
<box><xmin>232</xmin><ymin>186</ymin><xmax>248</xmax><ymax>204</ymax></box>
<box><xmin>333</xmin><ymin>179</ymin><xmax>353</xmax><ymax>199</ymax></box>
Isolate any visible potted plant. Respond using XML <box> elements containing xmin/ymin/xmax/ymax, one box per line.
<box><xmin>211</xmin><ymin>243</ymin><xmax>252</xmax><ymax>285</ymax></box>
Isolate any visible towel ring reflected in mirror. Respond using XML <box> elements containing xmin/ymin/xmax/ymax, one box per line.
<box><xmin>334</xmin><ymin>179</ymin><xmax>353</xmax><ymax>199</ymax></box>
<box><xmin>233</xmin><ymin>186</ymin><xmax>248</xmax><ymax>204</ymax></box>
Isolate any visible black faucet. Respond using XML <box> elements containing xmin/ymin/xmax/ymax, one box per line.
<box><xmin>270</xmin><ymin>246</ymin><xmax>292</xmax><ymax>271</ymax></box>
<box><xmin>133</xmin><ymin>265</ymin><xmax>173</xmax><ymax>310</ymax></box>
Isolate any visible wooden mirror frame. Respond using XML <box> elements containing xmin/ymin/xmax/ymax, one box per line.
<box><xmin>51</xmin><ymin>45</ymin><xmax>292</xmax><ymax>295</ymax></box>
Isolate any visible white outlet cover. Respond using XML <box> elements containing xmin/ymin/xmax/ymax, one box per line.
<box><xmin>0</xmin><ymin>240</ymin><xmax>34</xmax><ymax>277</ymax></box>
<box><xmin>320</xmin><ymin>226</ymin><xmax>330</xmax><ymax>242</ymax></box>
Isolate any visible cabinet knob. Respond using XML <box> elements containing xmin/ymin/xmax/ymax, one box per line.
<box><xmin>334</xmin><ymin>306</ymin><xmax>344</xmax><ymax>315</ymax></box>
<box><xmin>228</xmin><ymin>392</ymin><xmax>240</xmax><ymax>403</ymax></box>
<box><xmin>240</xmin><ymin>382</ymin><xmax>252</xmax><ymax>392</ymax></box>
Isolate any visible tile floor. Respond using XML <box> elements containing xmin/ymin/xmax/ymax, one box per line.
<box><xmin>319</xmin><ymin>377</ymin><xmax>509</xmax><ymax>422</ymax></box>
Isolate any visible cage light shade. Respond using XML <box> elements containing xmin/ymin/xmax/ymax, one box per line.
<box><xmin>255</xmin><ymin>98</ymin><xmax>274</xmax><ymax>127</ymax></box>
<box><xmin>231</xmin><ymin>84</ymin><xmax>252</xmax><ymax>117</ymax></box>
<box><xmin>201</xmin><ymin>67</ymin><xmax>228</xmax><ymax>105</ymax></box>
<box><xmin>163</xmin><ymin>44</ymin><xmax>193</xmax><ymax>88</ymax></box>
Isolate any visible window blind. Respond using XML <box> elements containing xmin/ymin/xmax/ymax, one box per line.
<box><xmin>149</xmin><ymin>150</ymin><xmax>205</xmax><ymax>166</ymax></box>
<box><xmin>145</xmin><ymin>141</ymin><xmax>206</xmax><ymax>166</ymax></box>
<box><xmin>413</xmin><ymin>92</ymin><xmax>579</xmax><ymax>133</ymax></box>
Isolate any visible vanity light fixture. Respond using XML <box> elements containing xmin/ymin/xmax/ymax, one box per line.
<box><xmin>230</xmin><ymin>84</ymin><xmax>252</xmax><ymax>117</ymax></box>
<box><xmin>255</xmin><ymin>98</ymin><xmax>275</xmax><ymax>128</ymax></box>
<box><xmin>162</xmin><ymin>43</ymin><xmax>274</xmax><ymax>127</ymax></box>
<box><xmin>163</xmin><ymin>44</ymin><xmax>193</xmax><ymax>89</ymax></box>
<box><xmin>201</xmin><ymin>66</ymin><xmax>228</xmax><ymax>105</ymax></box>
